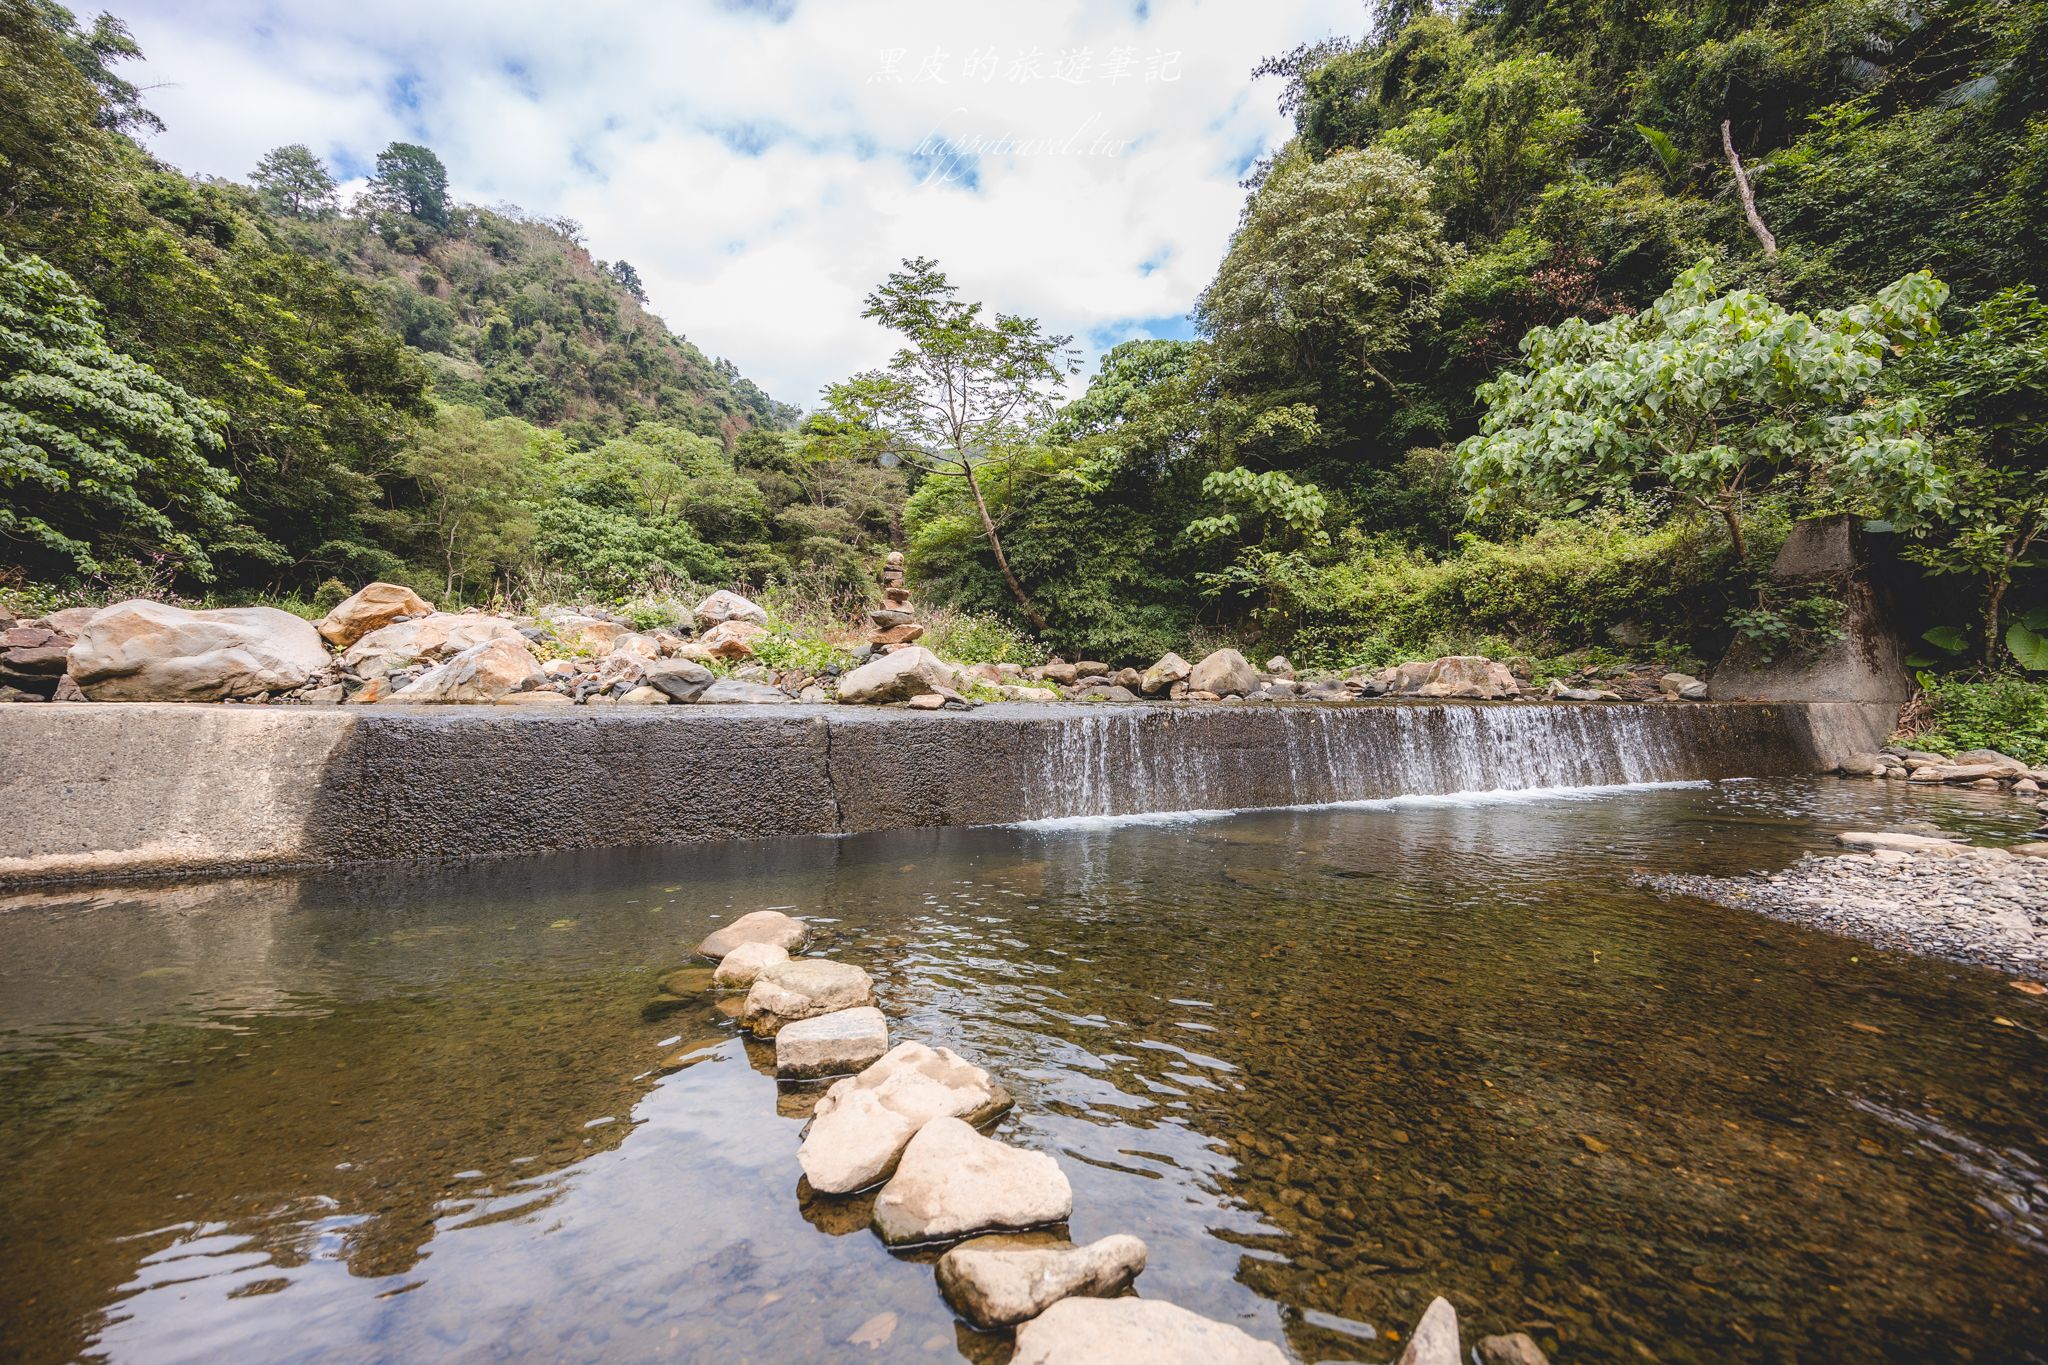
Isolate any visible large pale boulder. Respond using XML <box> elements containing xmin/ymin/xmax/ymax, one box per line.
<box><xmin>697</xmin><ymin>909</ymin><xmax>808</xmax><ymax>959</ymax></box>
<box><xmin>871</xmin><ymin>1116</ymin><xmax>1072</xmax><ymax>1246</ymax></box>
<box><xmin>67</xmin><ymin>600</ymin><xmax>328</xmax><ymax>702</ymax></box>
<box><xmin>937</xmin><ymin>1233</ymin><xmax>1148</xmax><ymax>1329</ymax></box>
<box><xmin>711</xmin><ymin>940</ymin><xmax>789</xmax><ymax>988</ymax></box>
<box><xmin>1414</xmin><ymin>656</ymin><xmax>1520</xmax><ymax>699</ymax></box>
<box><xmin>837</xmin><ymin>646</ymin><xmax>959</xmax><ymax>704</ymax></box>
<box><xmin>799</xmin><ymin>1041</ymin><xmax>1013</xmax><ymax>1194</ymax></box>
<box><xmin>1011</xmin><ymin>1298</ymin><xmax>1285</xmax><ymax>1365</ymax></box>
<box><xmin>341</xmin><ymin>612</ymin><xmax>528</xmax><ymax>677</ymax></box>
<box><xmin>315</xmin><ymin>581</ymin><xmax>433</xmax><ymax>648</ymax></box>
<box><xmin>390</xmin><ymin>637</ymin><xmax>544</xmax><ymax>703</ymax></box>
<box><xmin>1188</xmin><ymin>648</ymin><xmax>1256</xmax><ymax>698</ymax></box>
<box><xmin>741</xmin><ymin>959</ymin><xmax>876</xmax><ymax>1036</ymax></box>
<box><xmin>1139</xmin><ymin>652</ymin><xmax>1191</xmax><ymax>694</ymax></box>
<box><xmin>694</xmin><ymin>589</ymin><xmax>769</xmax><ymax>626</ymax></box>
<box><xmin>1397</xmin><ymin>1297</ymin><xmax>1462</xmax><ymax>1365</ymax></box>
<box><xmin>775</xmin><ymin>1005</ymin><xmax>889</xmax><ymax>1079</ymax></box>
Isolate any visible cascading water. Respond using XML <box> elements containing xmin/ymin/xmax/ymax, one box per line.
<box><xmin>1025</xmin><ymin>701</ymin><xmax>1795</xmax><ymax>821</ymax></box>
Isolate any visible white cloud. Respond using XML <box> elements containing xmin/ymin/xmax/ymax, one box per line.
<box><xmin>126</xmin><ymin>0</ymin><xmax>1358</xmax><ymax>407</ymax></box>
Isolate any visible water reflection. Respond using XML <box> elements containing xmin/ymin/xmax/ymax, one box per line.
<box><xmin>0</xmin><ymin>779</ymin><xmax>2043</xmax><ymax>1363</ymax></box>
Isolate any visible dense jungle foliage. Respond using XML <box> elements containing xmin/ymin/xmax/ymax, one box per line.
<box><xmin>3</xmin><ymin>0</ymin><xmax>2044</xmax><ymax>684</ymax></box>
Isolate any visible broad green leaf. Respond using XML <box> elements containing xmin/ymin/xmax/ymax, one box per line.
<box><xmin>2008</xmin><ymin>623</ymin><xmax>2048</xmax><ymax>672</ymax></box>
<box><xmin>1922</xmin><ymin>626</ymin><xmax>1969</xmax><ymax>653</ymax></box>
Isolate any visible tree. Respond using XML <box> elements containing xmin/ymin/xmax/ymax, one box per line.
<box><xmin>1457</xmin><ymin>259</ymin><xmax>1951</xmax><ymax>568</ymax></box>
<box><xmin>825</xmin><ymin>257</ymin><xmax>1076</xmax><ymax>631</ymax></box>
<box><xmin>251</xmin><ymin>143</ymin><xmax>337</xmax><ymax>219</ymax></box>
<box><xmin>0</xmin><ymin>245</ymin><xmax>235</xmax><ymax>578</ymax></box>
<box><xmin>399</xmin><ymin>405</ymin><xmax>539</xmax><ymax>598</ymax></box>
<box><xmin>1895</xmin><ymin>285</ymin><xmax>2048</xmax><ymax>663</ymax></box>
<box><xmin>35</xmin><ymin>0</ymin><xmax>161</xmax><ymax>134</ymax></box>
<box><xmin>366</xmin><ymin>141</ymin><xmax>450</xmax><ymax>228</ymax></box>
<box><xmin>1196</xmin><ymin>146</ymin><xmax>1457</xmax><ymax>394</ymax></box>
<box><xmin>610</xmin><ymin>259</ymin><xmax>648</xmax><ymax>302</ymax></box>
<box><xmin>1050</xmin><ymin>338</ymin><xmax>1198</xmax><ymax>440</ymax></box>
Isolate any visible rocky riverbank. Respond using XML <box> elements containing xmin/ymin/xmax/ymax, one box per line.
<box><xmin>1648</xmin><ymin>831</ymin><xmax>2048</xmax><ymax>978</ymax></box>
<box><xmin>4</xmin><ymin>577</ymin><xmax>1718</xmax><ymax>714</ymax></box>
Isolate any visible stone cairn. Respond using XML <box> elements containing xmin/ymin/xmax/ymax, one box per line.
<box><xmin>866</xmin><ymin>552</ymin><xmax>925</xmax><ymax>654</ymax></box>
<box><xmin>651</xmin><ymin>910</ymin><xmax>1501</xmax><ymax>1363</ymax></box>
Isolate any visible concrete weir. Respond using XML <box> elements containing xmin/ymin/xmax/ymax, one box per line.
<box><xmin>0</xmin><ymin>699</ymin><xmax>1889</xmax><ymax>886</ymax></box>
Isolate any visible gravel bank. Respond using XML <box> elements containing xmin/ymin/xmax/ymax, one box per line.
<box><xmin>1648</xmin><ymin>839</ymin><xmax>2048</xmax><ymax>978</ymax></box>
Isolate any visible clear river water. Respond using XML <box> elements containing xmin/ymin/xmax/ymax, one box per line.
<box><xmin>2</xmin><ymin>778</ymin><xmax>2044</xmax><ymax>1363</ymax></box>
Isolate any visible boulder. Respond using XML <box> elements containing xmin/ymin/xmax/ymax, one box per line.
<box><xmin>1188</xmin><ymin>649</ymin><xmax>1256</xmax><ymax>698</ymax></box>
<box><xmin>1659</xmin><ymin>671</ymin><xmax>1710</xmax><ymax>701</ymax></box>
<box><xmin>1835</xmin><ymin>831</ymin><xmax>1976</xmax><ymax>857</ymax></box>
<box><xmin>67</xmin><ymin>600</ymin><xmax>329</xmax><ymax>702</ymax></box>
<box><xmin>775</xmin><ymin>1006</ymin><xmax>890</xmax><ymax>1079</ymax></box>
<box><xmin>1265</xmin><ymin>655</ymin><xmax>1295</xmax><ymax>679</ymax></box>
<box><xmin>40</xmin><ymin>606</ymin><xmax>99</xmax><ymax>636</ymax></box>
<box><xmin>644</xmin><ymin>659</ymin><xmax>715</xmax><ymax>703</ymax></box>
<box><xmin>1139</xmin><ymin>652</ymin><xmax>1192</xmax><ymax>693</ymax></box>
<box><xmin>799</xmin><ymin>1041</ymin><xmax>1013</xmax><ymax>1194</ymax></box>
<box><xmin>1039</xmin><ymin>661</ymin><xmax>1079</xmax><ymax>686</ymax></box>
<box><xmin>697</xmin><ymin>910</ymin><xmax>808</xmax><ymax>959</ymax></box>
<box><xmin>997</xmin><ymin>684</ymin><xmax>1059</xmax><ymax>702</ymax></box>
<box><xmin>314</xmin><ymin>582</ymin><xmax>434</xmax><ymax>648</ymax></box>
<box><xmin>549</xmin><ymin>615</ymin><xmax>630</xmax><ymax>652</ymax></box>
<box><xmin>870</xmin><ymin>1116</ymin><xmax>1072</xmax><ymax>1246</ymax></box>
<box><xmin>1407</xmin><ymin>656</ymin><xmax>1519</xmax><ymax>699</ymax></box>
<box><xmin>699</xmin><ymin>679</ymin><xmax>792</xmax><ymax>704</ymax></box>
<box><xmin>694</xmin><ymin>589</ymin><xmax>769</xmax><ymax>627</ymax></box>
<box><xmin>837</xmin><ymin>646</ymin><xmax>959</xmax><ymax>704</ymax></box>
<box><xmin>870</xmin><ymin>622</ymin><xmax>926</xmax><ymax>647</ymax></box>
<box><xmin>341</xmin><ymin>612</ymin><xmax>527</xmax><ymax>677</ymax></box>
<box><xmin>936</xmin><ymin>1233</ymin><xmax>1148</xmax><ymax>1329</ymax></box>
<box><xmin>698</xmin><ymin>620</ymin><xmax>765</xmax><ymax>659</ymax></box>
<box><xmin>711</xmin><ymin>940</ymin><xmax>789</xmax><ymax>988</ymax></box>
<box><xmin>1478</xmin><ymin>1333</ymin><xmax>1551</xmax><ymax>1365</ymax></box>
<box><xmin>1011</xmin><ymin>1299</ymin><xmax>1285</xmax><ymax>1365</ymax></box>
<box><xmin>1398</xmin><ymin>1297</ymin><xmax>1462</xmax><ymax>1365</ymax></box>
<box><xmin>391</xmin><ymin>637</ymin><xmax>545</xmax><ymax>703</ymax></box>
<box><xmin>607</xmin><ymin>631</ymin><xmax>663</xmax><ymax>661</ymax></box>
<box><xmin>1546</xmin><ymin>679</ymin><xmax>1621</xmax><ymax>702</ymax></box>
<box><xmin>618</xmin><ymin>685</ymin><xmax>669</xmax><ymax>705</ymax></box>
<box><xmin>741</xmin><ymin>959</ymin><xmax>876</xmax><ymax>1036</ymax></box>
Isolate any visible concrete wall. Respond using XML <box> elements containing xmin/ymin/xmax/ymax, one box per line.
<box><xmin>0</xmin><ymin>699</ymin><xmax>1861</xmax><ymax>886</ymax></box>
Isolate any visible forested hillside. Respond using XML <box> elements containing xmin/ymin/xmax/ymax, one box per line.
<box><xmin>899</xmin><ymin>0</ymin><xmax>2046</xmax><ymax>674</ymax></box>
<box><xmin>0</xmin><ymin>0</ymin><xmax>857</xmax><ymax>610</ymax></box>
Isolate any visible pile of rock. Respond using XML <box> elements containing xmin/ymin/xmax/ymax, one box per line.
<box><xmin>0</xmin><ymin>606</ymin><xmax>94</xmax><ymax>701</ymax></box>
<box><xmin>1836</xmin><ymin>744</ymin><xmax>2048</xmax><ymax>796</ymax></box>
<box><xmin>865</xmin><ymin>552</ymin><xmax>926</xmax><ymax>653</ymax></box>
<box><xmin>656</xmin><ymin>905</ymin><xmax>1499</xmax><ymax>1360</ymax></box>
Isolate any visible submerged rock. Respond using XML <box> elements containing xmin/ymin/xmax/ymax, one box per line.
<box><xmin>697</xmin><ymin>910</ymin><xmax>809</xmax><ymax>959</ymax></box>
<box><xmin>1189</xmin><ymin>648</ymin><xmax>1256</xmax><ymax>698</ymax></box>
<box><xmin>870</xmin><ymin>1116</ymin><xmax>1072</xmax><ymax>1246</ymax></box>
<box><xmin>710</xmin><ymin>940</ymin><xmax>789</xmax><ymax>988</ymax></box>
<box><xmin>775</xmin><ymin>1005</ymin><xmax>889</xmax><ymax>1079</ymax></box>
<box><xmin>315</xmin><ymin>581</ymin><xmax>433</xmax><ymax>649</ymax></box>
<box><xmin>802</xmin><ymin>1047</ymin><xmax>1019</xmax><ymax>1195</ymax></box>
<box><xmin>741</xmin><ymin>959</ymin><xmax>876</xmax><ymax>1036</ymax></box>
<box><xmin>1011</xmin><ymin>1298</ymin><xmax>1285</xmax><ymax>1364</ymax></box>
<box><xmin>1835</xmin><ymin>830</ymin><xmax>1975</xmax><ymax>856</ymax></box>
<box><xmin>837</xmin><ymin>646</ymin><xmax>959</xmax><ymax>704</ymax></box>
<box><xmin>936</xmin><ymin>1233</ymin><xmax>1147</xmax><ymax>1329</ymax></box>
<box><xmin>1478</xmin><ymin>1332</ymin><xmax>1551</xmax><ymax>1365</ymax></box>
<box><xmin>1397</xmin><ymin>1297</ymin><xmax>1462</xmax><ymax>1365</ymax></box>
<box><xmin>799</xmin><ymin>1040</ymin><xmax>1014</xmax><ymax>1194</ymax></box>
<box><xmin>69</xmin><ymin>600</ymin><xmax>329</xmax><ymax>702</ymax></box>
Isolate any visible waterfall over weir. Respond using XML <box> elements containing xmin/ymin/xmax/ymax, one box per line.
<box><xmin>1018</xmin><ymin>701</ymin><xmax>1813</xmax><ymax>822</ymax></box>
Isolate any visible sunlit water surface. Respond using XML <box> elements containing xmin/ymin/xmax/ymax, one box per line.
<box><xmin>2</xmin><ymin>778</ymin><xmax>2045</xmax><ymax>1364</ymax></box>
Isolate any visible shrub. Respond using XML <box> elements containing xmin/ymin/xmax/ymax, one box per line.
<box><xmin>311</xmin><ymin>578</ymin><xmax>352</xmax><ymax>614</ymax></box>
<box><xmin>1912</xmin><ymin>675</ymin><xmax>2048</xmax><ymax>766</ymax></box>
<box><xmin>923</xmin><ymin>607</ymin><xmax>1049</xmax><ymax>666</ymax></box>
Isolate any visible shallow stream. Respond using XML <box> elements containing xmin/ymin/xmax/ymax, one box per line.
<box><xmin>2</xmin><ymin>778</ymin><xmax>2044</xmax><ymax>1363</ymax></box>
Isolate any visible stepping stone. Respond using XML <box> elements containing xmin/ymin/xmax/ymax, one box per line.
<box><xmin>870</xmin><ymin>1116</ymin><xmax>1070</xmax><ymax>1246</ymax></box>
<box><xmin>740</xmin><ymin>959</ymin><xmax>875</xmax><ymax>1037</ymax></box>
<box><xmin>775</xmin><ymin>1006</ymin><xmax>889</xmax><ymax>1079</ymax></box>
<box><xmin>799</xmin><ymin>1041</ymin><xmax>1013</xmax><ymax>1194</ymax></box>
<box><xmin>1398</xmin><ymin>1296</ymin><xmax>1462</xmax><ymax>1365</ymax></box>
<box><xmin>697</xmin><ymin>910</ymin><xmax>807</xmax><ymax>960</ymax></box>
<box><xmin>711</xmin><ymin>941</ymin><xmax>788</xmax><ymax>988</ymax></box>
<box><xmin>937</xmin><ymin>1233</ymin><xmax>1148</xmax><ymax>1329</ymax></box>
<box><xmin>1011</xmin><ymin>1298</ymin><xmax>1284</xmax><ymax>1364</ymax></box>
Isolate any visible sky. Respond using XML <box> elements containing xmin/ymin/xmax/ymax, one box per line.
<box><xmin>124</xmin><ymin>0</ymin><xmax>1363</xmax><ymax>410</ymax></box>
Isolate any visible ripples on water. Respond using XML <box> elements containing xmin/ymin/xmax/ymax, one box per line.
<box><xmin>1</xmin><ymin>778</ymin><xmax>2044</xmax><ymax>1363</ymax></box>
